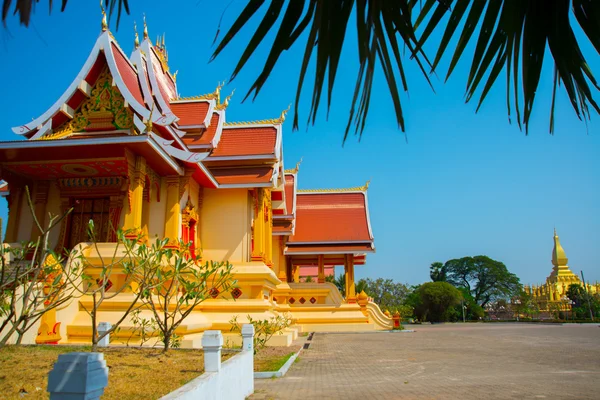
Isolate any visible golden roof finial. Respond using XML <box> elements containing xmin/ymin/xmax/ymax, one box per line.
<box><xmin>274</xmin><ymin>104</ymin><xmax>291</xmax><ymax>124</ymax></box>
<box><xmin>143</xmin><ymin>14</ymin><xmax>149</xmax><ymax>40</ymax></box>
<box><xmin>363</xmin><ymin>179</ymin><xmax>371</xmax><ymax>190</ymax></box>
<box><xmin>162</xmin><ymin>33</ymin><xmax>166</xmax><ymax>47</ymax></box>
<box><xmin>213</xmin><ymin>81</ymin><xmax>225</xmax><ymax>104</ymax></box>
<box><xmin>284</xmin><ymin>157</ymin><xmax>302</xmax><ymax>174</ymax></box>
<box><xmin>554</xmin><ymin>227</ymin><xmax>557</xmax><ymax>237</ymax></box>
<box><xmin>134</xmin><ymin>21</ymin><xmax>140</xmax><ymax>49</ymax></box>
<box><xmin>100</xmin><ymin>0</ymin><xmax>108</xmax><ymax>32</ymax></box>
<box><xmin>216</xmin><ymin>89</ymin><xmax>235</xmax><ymax>111</ymax></box>
<box><xmin>173</xmin><ymin>70</ymin><xmax>178</xmax><ymax>82</ymax></box>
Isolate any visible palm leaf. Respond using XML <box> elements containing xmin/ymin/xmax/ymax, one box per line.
<box><xmin>417</xmin><ymin>0</ymin><xmax>600</xmax><ymax>133</ymax></box>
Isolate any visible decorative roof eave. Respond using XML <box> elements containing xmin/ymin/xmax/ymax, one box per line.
<box><xmin>139</xmin><ymin>39</ymin><xmax>178</xmax><ymax>124</ymax></box>
<box><xmin>12</xmin><ymin>32</ymin><xmax>108</xmax><ymax>136</ymax></box>
<box><xmin>0</xmin><ymin>134</ymin><xmax>184</xmax><ymax>175</ymax></box>
<box><xmin>210</xmin><ymin>109</ymin><xmax>225</xmax><ymax>148</ymax></box>
<box><xmin>130</xmin><ymin>47</ymin><xmax>155</xmax><ymax>111</ymax></box>
<box><xmin>224</xmin><ymin>104</ymin><xmax>290</xmax><ymax>128</ymax></box>
<box><xmin>12</xmin><ymin>31</ymin><xmax>178</xmax><ymax>138</ymax></box>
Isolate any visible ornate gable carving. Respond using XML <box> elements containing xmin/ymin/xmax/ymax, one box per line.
<box><xmin>42</xmin><ymin>68</ymin><xmax>134</xmax><ymax>140</ymax></box>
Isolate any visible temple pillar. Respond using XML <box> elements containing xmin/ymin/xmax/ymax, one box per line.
<box><xmin>251</xmin><ymin>189</ymin><xmax>265</xmax><ymax>262</ymax></box>
<box><xmin>164</xmin><ymin>176</ymin><xmax>181</xmax><ymax>247</ymax></box>
<box><xmin>123</xmin><ymin>155</ymin><xmax>146</xmax><ymax>239</ymax></box>
<box><xmin>318</xmin><ymin>254</ymin><xmax>325</xmax><ymax>283</ymax></box>
<box><xmin>5</xmin><ymin>185</ymin><xmax>23</xmax><ymax>242</ymax></box>
<box><xmin>293</xmin><ymin>264</ymin><xmax>300</xmax><ymax>283</ymax></box>
<box><xmin>344</xmin><ymin>254</ymin><xmax>356</xmax><ymax>302</ymax></box>
<box><xmin>29</xmin><ymin>181</ymin><xmax>50</xmax><ymax>241</ymax></box>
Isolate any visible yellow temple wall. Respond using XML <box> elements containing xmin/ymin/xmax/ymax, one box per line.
<box><xmin>271</xmin><ymin>237</ymin><xmax>283</xmax><ymax>277</ymax></box>
<box><xmin>147</xmin><ymin>179</ymin><xmax>167</xmax><ymax>239</ymax></box>
<box><xmin>200</xmin><ymin>188</ymin><xmax>249</xmax><ymax>263</ymax></box>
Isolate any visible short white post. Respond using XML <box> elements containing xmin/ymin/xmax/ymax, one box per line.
<box><xmin>97</xmin><ymin>322</ymin><xmax>112</xmax><ymax>347</ymax></box>
<box><xmin>47</xmin><ymin>352</ymin><xmax>108</xmax><ymax>399</ymax></box>
<box><xmin>202</xmin><ymin>330</ymin><xmax>223</xmax><ymax>372</ymax></box>
<box><xmin>241</xmin><ymin>324</ymin><xmax>255</xmax><ymax>353</ymax></box>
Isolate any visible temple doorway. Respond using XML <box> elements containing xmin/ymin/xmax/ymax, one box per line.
<box><xmin>67</xmin><ymin>197</ymin><xmax>111</xmax><ymax>248</ymax></box>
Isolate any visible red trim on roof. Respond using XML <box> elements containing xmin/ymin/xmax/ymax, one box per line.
<box><xmin>112</xmin><ymin>43</ymin><xmax>144</xmax><ymax>106</ymax></box>
<box><xmin>210</xmin><ymin>127</ymin><xmax>277</xmax><ymax>157</ymax></box>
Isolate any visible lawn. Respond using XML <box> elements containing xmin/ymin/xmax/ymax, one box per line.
<box><xmin>0</xmin><ymin>345</ymin><xmax>232</xmax><ymax>400</ymax></box>
<box><xmin>254</xmin><ymin>345</ymin><xmax>300</xmax><ymax>372</ymax></box>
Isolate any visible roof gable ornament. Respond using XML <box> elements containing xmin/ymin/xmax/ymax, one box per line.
<box><xmin>100</xmin><ymin>0</ymin><xmax>108</xmax><ymax>32</ymax></box>
<box><xmin>285</xmin><ymin>157</ymin><xmax>303</xmax><ymax>174</ymax></box>
<box><xmin>297</xmin><ymin>180</ymin><xmax>371</xmax><ymax>193</ymax></box>
<box><xmin>133</xmin><ymin>21</ymin><xmax>140</xmax><ymax>49</ymax></box>
<box><xmin>215</xmin><ymin>89</ymin><xmax>235</xmax><ymax>111</ymax></box>
<box><xmin>143</xmin><ymin>14</ymin><xmax>149</xmax><ymax>40</ymax></box>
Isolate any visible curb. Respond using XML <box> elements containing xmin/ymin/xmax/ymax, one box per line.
<box><xmin>254</xmin><ymin>333</ymin><xmax>312</xmax><ymax>379</ymax></box>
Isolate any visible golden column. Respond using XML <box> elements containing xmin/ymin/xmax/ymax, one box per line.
<box><xmin>317</xmin><ymin>254</ymin><xmax>325</xmax><ymax>283</ymax></box>
<box><xmin>123</xmin><ymin>155</ymin><xmax>147</xmax><ymax>239</ymax></box>
<box><xmin>344</xmin><ymin>254</ymin><xmax>356</xmax><ymax>302</ymax></box>
<box><xmin>264</xmin><ymin>188</ymin><xmax>273</xmax><ymax>266</ymax></box>
<box><xmin>164</xmin><ymin>176</ymin><xmax>182</xmax><ymax>247</ymax></box>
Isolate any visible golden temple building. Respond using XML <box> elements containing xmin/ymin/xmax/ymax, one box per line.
<box><xmin>0</xmin><ymin>20</ymin><xmax>392</xmax><ymax>346</ymax></box>
<box><xmin>525</xmin><ymin>229</ymin><xmax>599</xmax><ymax>312</ymax></box>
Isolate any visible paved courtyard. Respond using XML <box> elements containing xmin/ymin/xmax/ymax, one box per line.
<box><xmin>251</xmin><ymin>323</ymin><xmax>600</xmax><ymax>399</ymax></box>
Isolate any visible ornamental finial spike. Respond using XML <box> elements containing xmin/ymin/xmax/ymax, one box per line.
<box><xmin>213</xmin><ymin>81</ymin><xmax>225</xmax><ymax>103</ymax></box>
<box><xmin>216</xmin><ymin>89</ymin><xmax>235</xmax><ymax>111</ymax></box>
<box><xmin>276</xmin><ymin>103</ymin><xmax>291</xmax><ymax>123</ymax></box>
<box><xmin>295</xmin><ymin>157</ymin><xmax>303</xmax><ymax>173</ymax></box>
<box><xmin>363</xmin><ymin>179</ymin><xmax>371</xmax><ymax>191</ymax></box>
<box><xmin>143</xmin><ymin>14</ymin><xmax>149</xmax><ymax>40</ymax></box>
<box><xmin>554</xmin><ymin>227</ymin><xmax>557</xmax><ymax>237</ymax></box>
<box><xmin>134</xmin><ymin>21</ymin><xmax>140</xmax><ymax>49</ymax></box>
<box><xmin>100</xmin><ymin>0</ymin><xmax>108</xmax><ymax>32</ymax></box>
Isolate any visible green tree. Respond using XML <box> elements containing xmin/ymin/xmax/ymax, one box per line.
<box><xmin>454</xmin><ymin>287</ymin><xmax>484</xmax><ymax>321</ymax></box>
<box><xmin>430</xmin><ymin>262</ymin><xmax>447</xmax><ymax>282</ymax></box>
<box><xmin>363</xmin><ymin>278</ymin><xmax>411</xmax><ymax>312</ymax></box>
<box><xmin>443</xmin><ymin>256</ymin><xmax>521</xmax><ymax>308</ymax></box>
<box><xmin>7</xmin><ymin>2</ymin><xmax>599</xmax><ymax>138</ymax></box>
<box><xmin>416</xmin><ymin>282</ymin><xmax>463</xmax><ymax>322</ymax></box>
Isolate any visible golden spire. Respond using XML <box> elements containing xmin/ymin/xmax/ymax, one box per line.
<box><xmin>363</xmin><ymin>179</ymin><xmax>371</xmax><ymax>190</ymax></box>
<box><xmin>100</xmin><ymin>0</ymin><xmax>108</xmax><ymax>32</ymax></box>
<box><xmin>551</xmin><ymin>228</ymin><xmax>568</xmax><ymax>267</ymax></box>
<box><xmin>143</xmin><ymin>14</ymin><xmax>149</xmax><ymax>40</ymax></box>
<box><xmin>215</xmin><ymin>89</ymin><xmax>235</xmax><ymax>111</ymax></box>
<box><xmin>134</xmin><ymin>21</ymin><xmax>140</xmax><ymax>49</ymax></box>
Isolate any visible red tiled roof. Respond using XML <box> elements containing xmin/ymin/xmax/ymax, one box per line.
<box><xmin>284</xmin><ymin>173</ymin><xmax>295</xmax><ymax>215</ymax></box>
<box><xmin>285</xmin><ymin>243</ymin><xmax>374</xmax><ymax>254</ymax></box>
<box><xmin>171</xmin><ymin>102</ymin><xmax>210</xmax><ymax>127</ymax></box>
<box><xmin>112</xmin><ymin>43</ymin><xmax>144</xmax><ymax>106</ymax></box>
<box><xmin>289</xmin><ymin>192</ymin><xmax>372</xmax><ymax>243</ymax></box>
<box><xmin>210</xmin><ymin>127</ymin><xmax>277</xmax><ymax>158</ymax></box>
<box><xmin>210</xmin><ymin>166</ymin><xmax>273</xmax><ymax>185</ymax></box>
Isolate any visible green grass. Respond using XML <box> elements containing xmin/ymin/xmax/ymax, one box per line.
<box><xmin>255</xmin><ymin>352</ymin><xmax>295</xmax><ymax>372</ymax></box>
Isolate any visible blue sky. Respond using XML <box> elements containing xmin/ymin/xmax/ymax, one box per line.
<box><xmin>0</xmin><ymin>2</ymin><xmax>598</xmax><ymax>286</ymax></box>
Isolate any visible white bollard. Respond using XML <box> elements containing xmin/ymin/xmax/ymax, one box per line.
<box><xmin>202</xmin><ymin>330</ymin><xmax>223</xmax><ymax>372</ymax></box>
<box><xmin>47</xmin><ymin>352</ymin><xmax>108</xmax><ymax>400</ymax></box>
<box><xmin>97</xmin><ymin>322</ymin><xmax>112</xmax><ymax>347</ymax></box>
<box><xmin>241</xmin><ymin>324</ymin><xmax>255</xmax><ymax>353</ymax></box>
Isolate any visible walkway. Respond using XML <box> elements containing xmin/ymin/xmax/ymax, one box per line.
<box><xmin>251</xmin><ymin>323</ymin><xmax>600</xmax><ymax>399</ymax></box>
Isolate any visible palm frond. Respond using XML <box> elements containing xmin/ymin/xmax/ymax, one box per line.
<box><xmin>417</xmin><ymin>0</ymin><xmax>600</xmax><ymax>133</ymax></box>
<box><xmin>212</xmin><ymin>0</ymin><xmax>430</xmax><ymax>141</ymax></box>
<box><xmin>2</xmin><ymin>0</ymin><xmax>129</xmax><ymax>28</ymax></box>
